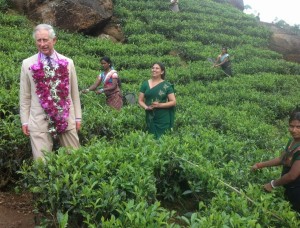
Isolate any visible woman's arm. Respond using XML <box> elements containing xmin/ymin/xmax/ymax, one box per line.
<box><xmin>264</xmin><ymin>160</ymin><xmax>300</xmax><ymax>191</ymax></box>
<box><xmin>151</xmin><ymin>93</ymin><xmax>176</xmax><ymax>109</ymax></box>
<box><xmin>214</xmin><ymin>55</ymin><xmax>221</xmax><ymax>67</ymax></box>
<box><xmin>252</xmin><ymin>157</ymin><xmax>282</xmax><ymax>170</ymax></box>
<box><xmin>138</xmin><ymin>92</ymin><xmax>152</xmax><ymax>110</ymax></box>
<box><xmin>82</xmin><ymin>77</ymin><xmax>102</xmax><ymax>92</ymax></box>
<box><xmin>215</xmin><ymin>56</ymin><xmax>229</xmax><ymax>67</ymax></box>
<box><xmin>275</xmin><ymin>160</ymin><xmax>300</xmax><ymax>185</ymax></box>
<box><xmin>101</xmin><ymin>78</ymin><xmax>118</xmax><ymax>93</ymax></box>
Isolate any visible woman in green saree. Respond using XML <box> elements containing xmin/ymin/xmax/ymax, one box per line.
<box><xmin>138</xmin><ymin>62</ymin><xmax>176</xmax><ymax>139</ymax></box>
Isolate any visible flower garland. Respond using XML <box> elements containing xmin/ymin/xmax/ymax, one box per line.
<box><xmin>30</xmin><ymin>57</ymin><xmax>70</xmax><ymax>138</ymax></box>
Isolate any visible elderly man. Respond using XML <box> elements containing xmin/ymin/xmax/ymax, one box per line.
<box><xmin>20</xmin><ymin>24</ymin><xmax>82</xmax><ymax>159</ymax></box>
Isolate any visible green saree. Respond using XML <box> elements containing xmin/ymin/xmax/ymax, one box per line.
<box><xmin>140</xmin><ymin>80</ymin><xmax>175</xmax><ymax>139</ymax></box>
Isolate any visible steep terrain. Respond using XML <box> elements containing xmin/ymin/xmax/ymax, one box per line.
<box><xmin>1</xmin><ymin>0</ymin><xmax>300</xmax><ymax>227</ymax></box>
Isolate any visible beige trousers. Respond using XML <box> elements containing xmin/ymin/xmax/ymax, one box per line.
<box><xmin>30</xmin><ymin>128</ymin><xmax>80</xmax><ymax>159</ymax></box>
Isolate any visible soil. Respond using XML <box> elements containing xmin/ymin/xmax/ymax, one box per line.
<box><xmin>0</xmin><ymin>191</ymin><xmax>199</xmax><ymax>228</ymax></box>
<box><xmin>0</xmin><ymin>191</ymin><xmax>35</xmax><ymax>228</ymax></box>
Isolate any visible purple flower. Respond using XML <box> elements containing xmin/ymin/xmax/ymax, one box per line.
<box><xmin>41</xmin><ymin>101</ymin><xmax>49</xmax><ymax>109</ymax></box>
<box><xmin>57</xmin><ymin>59</ymin><xmax>69</xmax><ymax>67</ymax></box>
<box><xmin>30</xmin><ymin>62</ymin><xmax>43</xmax><ymax>71</ymax></box>
<box><xmin>30</xmin><ymin>59</ymin><xmax>70</xmax><ymax>136</ymax></box>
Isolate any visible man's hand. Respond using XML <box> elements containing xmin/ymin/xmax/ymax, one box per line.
<box><xmin>76</xmin><ymin>121</ymin><xmax>81</xmax><ymax>132</ymax></box>
<box><xmin>22</xmin><ymin>124</ymin><xmax>30</xmax><ymax>136</ymax></box>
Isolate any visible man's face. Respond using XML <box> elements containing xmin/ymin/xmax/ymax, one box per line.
<box><xmin>35</xmin><ymin>29</ymin><xmax>56</xmax><ymax>56</ymax></box>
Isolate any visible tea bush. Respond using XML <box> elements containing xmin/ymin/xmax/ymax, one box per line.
<box><xmin>20</xmin><ymin>132</ymin><xmax>194</xmax><ymax>226</ymax></box>
<box><xmin>2</xmin><ymin>0</ymin><xmax>300</xmax><ymax>226</ymax></box>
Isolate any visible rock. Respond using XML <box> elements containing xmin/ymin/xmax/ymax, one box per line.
<box><xmin>98</xmin><ymin>34</ymin><xmax>118</xmax><ymax>42</ymax></box>
<box><xmin>9</xmin><ymin>0</ymin><xmax>113</xmax><ymax>34</ymax></box>
<box><xmin>262</xmin><ymin>22</ymin><xmax>300</xmax><ymax>63</ymax></box>
<box><xmin>100</xmin><ymin>17</ymin><xmax>125</xmax><ymax>42</ymax></box>
<box><xmin>228</xmin><ymin>0</ymin><xmax>244</xmax><ymax>11</ymax></box>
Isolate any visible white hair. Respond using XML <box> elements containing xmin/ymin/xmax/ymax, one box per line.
<box><xmin>33</xmin><ymin>24</ymin><xmax>56</xmax><ymax>40</ymax></box>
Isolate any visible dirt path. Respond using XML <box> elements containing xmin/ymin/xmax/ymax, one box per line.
<box><xmin>0</xmin><ymin>191</ymin><xmax>35</xmax><ymax>228</ymax></box>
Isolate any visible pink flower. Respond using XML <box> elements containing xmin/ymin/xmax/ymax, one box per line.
<box><xmin>30</xmin><ymin>59</ymin><xmax>70</xmax><ymax>138</ymax></box>
<box><xmin>57</xmin><ymin>59</ymin><xmax>68</xmax><ymax>67</ymax></box>
<box><xmin>30</xmin><ymin>62</ymin><xmax>43</xmax><ymax>71</ymax></box>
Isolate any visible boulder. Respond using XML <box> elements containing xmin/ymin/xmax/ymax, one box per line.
<box><xmin>98</xmin><ymin>17</ymin><xmax>125</xmax><ymax>42</ymax></box>
<box><xmin>9</xmin><ymin>0</ymin><xmax>113</xmax><ymax>34</ymax></box>
<box><xmin>228</xmin><ymin>0</ymin><xmax>244</xmax><ymax>11</ymax></box>
<box><xmin>263</xmin><ymin>22</ymin><xmax>300</xmax><ymax>63</ymax></box>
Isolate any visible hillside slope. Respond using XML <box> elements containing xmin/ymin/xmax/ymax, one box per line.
<box><xmin>1</xmin><ymin>0</ymin><xmax>300</xmax><ymax>226</ymax></box>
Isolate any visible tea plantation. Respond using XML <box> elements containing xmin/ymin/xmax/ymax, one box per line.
<box><xmin>1</xmin><ymin>0</ymin><xmax>300</xmax><ymax>226</ymax></box>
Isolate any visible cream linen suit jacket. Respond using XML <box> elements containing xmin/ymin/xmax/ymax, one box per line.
<box><xmin>20</xmin><ymin>52</ymin><xmax>82</xmax><ymax>132</ymax></box>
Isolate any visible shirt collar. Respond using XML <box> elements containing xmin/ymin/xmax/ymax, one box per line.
<box><xmin>40</xmin><ymin>51</ymin><xmax>57</xmax><ymax>61</ymax></box>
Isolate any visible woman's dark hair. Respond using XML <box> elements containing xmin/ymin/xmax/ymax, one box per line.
<box><xmin>289</xmin><ymin>107</ymin><xmax>300</xmax><ymax>123</ymax></box>
<box><xmin>153</xmin><ymin>62</ymin><xmax>166</xmax><ymax>80</ymax></box>
<box><xmin>100</xmin><ymin>56</ymin><xmax>113</xmax><ymax>66</ymax></box>
<box><xmin>100</xmin><ymin>56</ymin><xmax>120</xmax><ymax>86</ymax></box>
<box><xmin>222</xmin><ymin>47</ymin><xmax>228</xmax><ymax>52</ymax></box>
